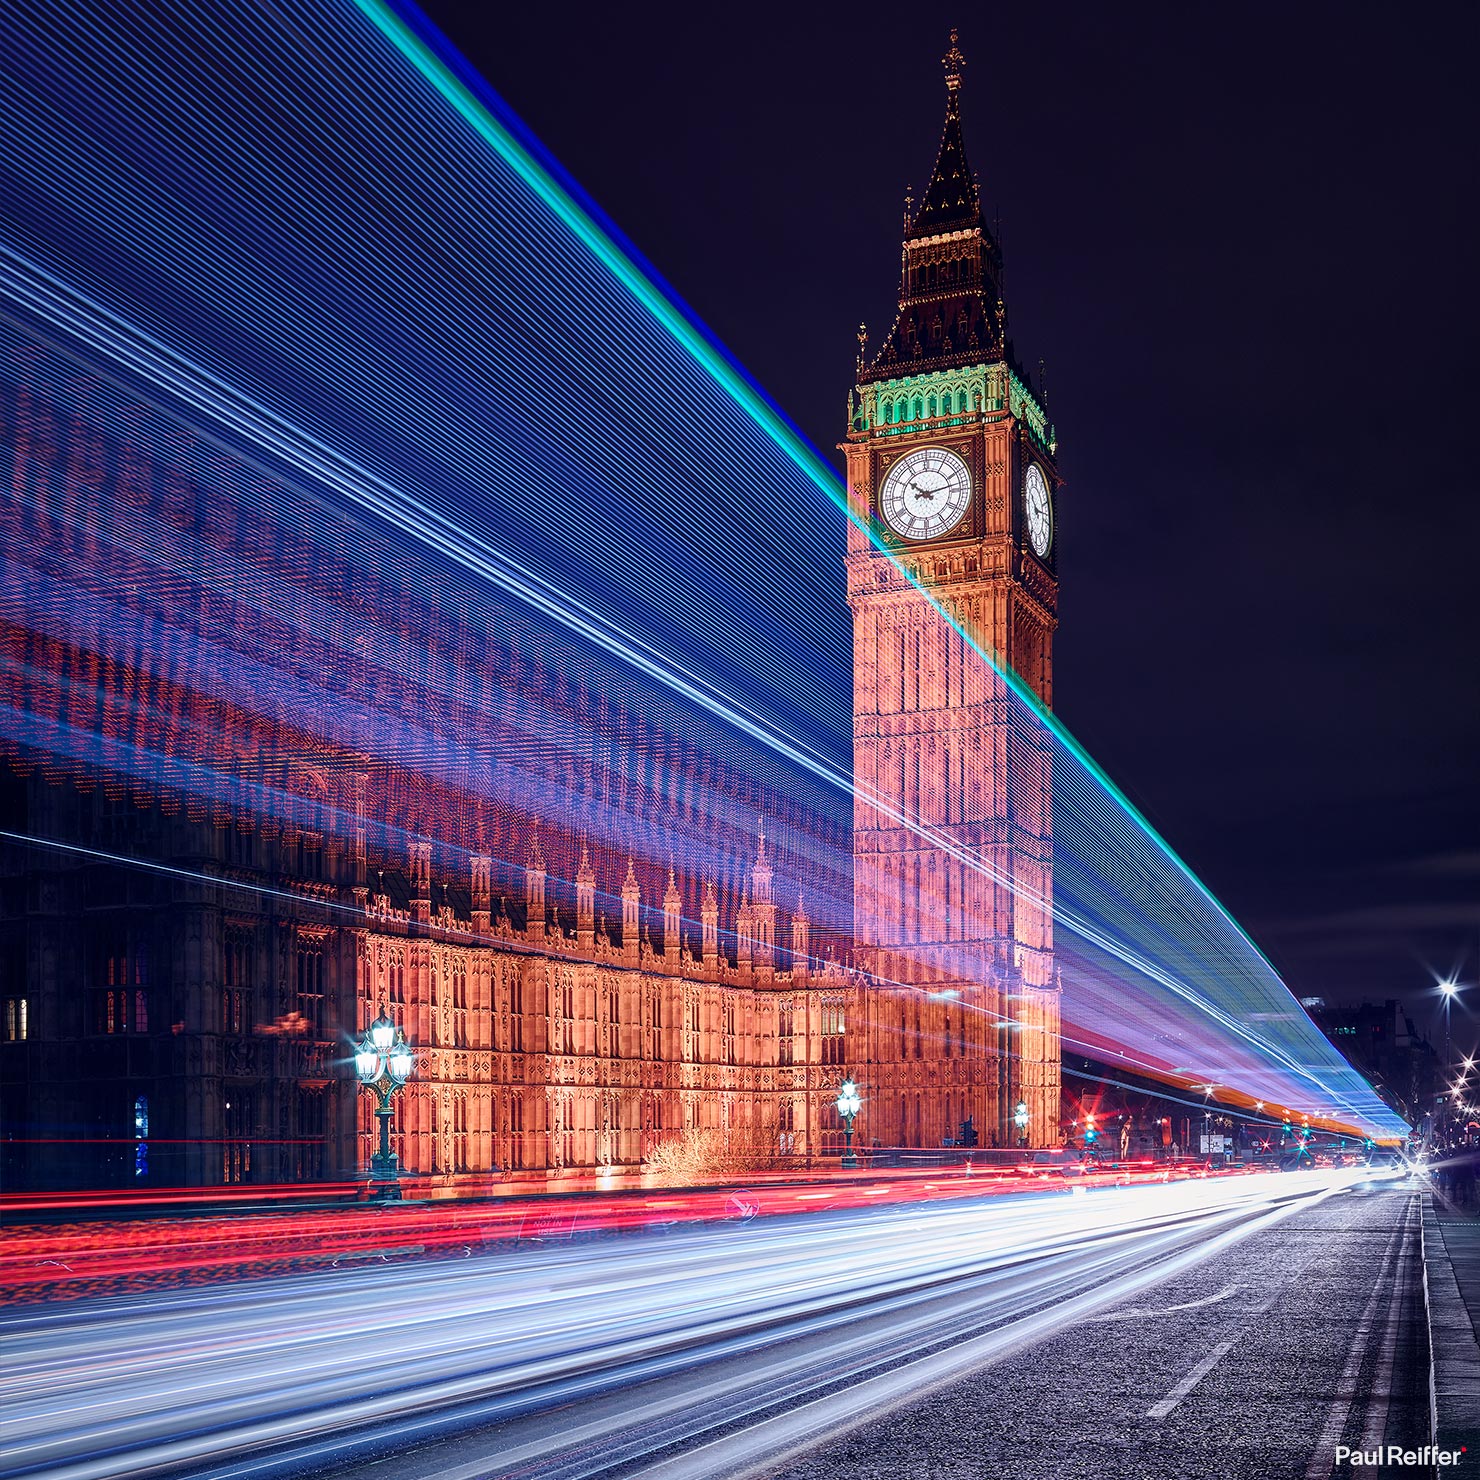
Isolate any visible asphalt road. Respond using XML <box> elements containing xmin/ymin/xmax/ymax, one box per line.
<box><xmin>318</xmin><ymin>1181</ymin><xmax>1425</xmax><ymax>1480</ymax></box>
<box><xmin>759</xmin><ymin>1183</ymin><xmax>1427</xmax><ymax>1480</ymax></box>
<box><xmin>3</xmin><ymin>1174</ymin><xmax>1423</xmax><ymax>1480</ymax></box>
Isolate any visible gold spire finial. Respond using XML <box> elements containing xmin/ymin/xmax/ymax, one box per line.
<box><xmin>943</xmin><ymin>28</ymin><xmax>965</xmax><ymax>92</ymax></box>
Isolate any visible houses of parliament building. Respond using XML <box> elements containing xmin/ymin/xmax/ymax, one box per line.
<box><xmin>0</xmin><ymin>35</ymin><xmax>1063</xmax><ymax>1191</ymax></box>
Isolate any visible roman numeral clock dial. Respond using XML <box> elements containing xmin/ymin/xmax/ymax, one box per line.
<box><xmin>879</xmin><ymin>447</ymin><xmax>971</xmax><ymax>541</ymax></box>
<box><xmin>1024</xmin><ymin>461</ymin><xmax>1053</xmax><ymax>558</ymax></box>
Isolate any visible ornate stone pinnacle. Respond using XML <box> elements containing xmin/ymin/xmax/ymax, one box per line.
<box><xmin>943</xmin><ymin>28</ymin><xmax>965</xmax><ymax>91</ymax></box>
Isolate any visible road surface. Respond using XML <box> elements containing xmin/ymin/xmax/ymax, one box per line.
<box><xmin>1</xmin><ymin>1171</ymin><xmax>1422</xmax><ymax>1480</ymax></box>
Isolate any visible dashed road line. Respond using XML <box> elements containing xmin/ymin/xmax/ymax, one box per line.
<box><xmin>1146</xmin><ymin>1336</ymin><xmax>1239</xmax><ymax>1420</ymax></box>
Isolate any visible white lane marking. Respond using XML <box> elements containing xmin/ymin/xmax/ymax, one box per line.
<box><xmin>1145</xmin><ymin>1336</ymin><xmax>1238</xmax><ymax>1420</ymax></box>
<box><xmin>1090</xmin><ymin>1283</ymin><xmax>1242</xmax><ymax>1322</ymax></box>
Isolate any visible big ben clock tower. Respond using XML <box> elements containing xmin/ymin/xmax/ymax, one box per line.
<box><xmin>844</xmin><ymin>32</ymin><xmax>1061</xmax><ymax>1148</ymax></box>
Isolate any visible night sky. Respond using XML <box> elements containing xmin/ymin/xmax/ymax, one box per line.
<box><xmin>421</xmin><ymin>4</ymin><xmax>1478</xmax><ymax>1051</ymax></box>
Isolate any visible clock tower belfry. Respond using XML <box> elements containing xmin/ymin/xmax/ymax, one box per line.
<box><xmin>843</xmin><ymin>32</ymin><xmax>1061</xmax><ymax>1149</ymax></box>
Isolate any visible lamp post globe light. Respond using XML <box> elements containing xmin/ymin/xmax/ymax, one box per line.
<box><xmin>1014</xmin><ymin>1100</ymin><xmax>1030</xmax><ymax>1148</ymax></box>
<box><xmin>836</xmin><ymin>1076</ymin><xmax>862</xmax><ymax>1169</ymax></box>
<box><xmin>354</xmin><ymin>1006</ymin><xmax>415</xmax><ymax>1200</ymax></box>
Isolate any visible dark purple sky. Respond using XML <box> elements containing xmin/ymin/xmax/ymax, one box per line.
<box><xmin>421</xmin><ymin>3</ymin><xmax>1479</xmax><ymax>1053</ymax></box>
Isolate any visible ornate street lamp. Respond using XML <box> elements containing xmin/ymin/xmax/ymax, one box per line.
<box><xmin>1014</xmin><ymin>1099</ymin><xmax>1030</xmax><ymax>1148</ymax></box>
<box><xmin>1441</xmin><ymin>980</ymin><xmax>1461</xmax><ymax>1106</ymax></box>
<box><xmin>836</xmin><ymin>1076</ymin><xmax>862</xmax><ymax>1169</ymax></box>
<box><xmin>354</xmin><ymin>1006</ymin><xmax>415</xmax><ymax>1200</ymax></box>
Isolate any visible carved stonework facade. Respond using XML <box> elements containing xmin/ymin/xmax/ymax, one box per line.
<box><xmin>348</xmin><ymin>830</ymin><xmax>876</xmax><ymax>1187</ymax></box>
<box><xmin>843</xmin><ymin>33</ymin><xmax>1061</xmax><ymax>1147</ymax></box>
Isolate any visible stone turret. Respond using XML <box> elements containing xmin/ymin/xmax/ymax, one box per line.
<box><xmin>576</xmin><ymin>841</ymin><xmax>595</xmax><ymax>949</ymax></box>
<box><xmin>409</xmin><ymin>839</ymin><xmax>431</xmax><ymax>925</ymax></box>
<box><xmin>751</xmin><ymin>825</ymin><xmax>776</xmax><ymax>973</ymax></box>
<box><xmin>621</xmin><ymin>858</ymin><xmax>640</xmax><ymax>967</ymax></box>
<box><xmin>470</xmin><ymin>853</ymin><xmax>491</xmax><ymax>935</ymax></box>
<box><xmin>736</xmin><ymin>888</ymin><xmax>754</xmax><ymax>977</ymax></box>
<box><xmin>662</xmin><ymin>864</ymin><xmax>682</xmax><ymax>972</ymax></box>
<box><xmin>525</xmin><ymin>833</ymin><xmax>546</xmax><ymax>944</ymax></box>
<box><xmin>701</xmin><ymin>879</ymin><xmax>719</xmax><ymax>970</ymax></box>
<box><xmin>792</xmin><ymin>891</ymin><xmax>810</xmax><ymax>985</ymax></box>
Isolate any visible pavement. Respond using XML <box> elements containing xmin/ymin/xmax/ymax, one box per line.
<box><xmin>1425</xmin><ymin>1189</ymin><xmax>1480</xmax><ymax>1476</ymax></box>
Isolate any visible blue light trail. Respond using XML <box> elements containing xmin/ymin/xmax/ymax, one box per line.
<box><xmin>0</xmin><ymin>0</ymin><xmax>1403</xmax><ymax>1136</ymax></box>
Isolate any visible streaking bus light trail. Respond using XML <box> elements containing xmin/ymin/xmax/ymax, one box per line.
<box><xmin>0</xmin><ymin>0</ymin><xmax>1401</xmax><ymax>1212</ymax></box>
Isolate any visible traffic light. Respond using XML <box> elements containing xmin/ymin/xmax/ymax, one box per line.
<box><xmin>959</xmin><ymin>1117</ymin><xmax>978</xmax><ymax>1147</ymax></box>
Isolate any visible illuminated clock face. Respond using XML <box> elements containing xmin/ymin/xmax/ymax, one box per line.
<box><xmin>879</xmin><ymin>447</ymin><xmax>972</xmax><ymax>541</ymax></box>
<box><xmin>1024</xmin><ymin>462</ymin><xmax>1052</xmax><ymax>557</ymax></box>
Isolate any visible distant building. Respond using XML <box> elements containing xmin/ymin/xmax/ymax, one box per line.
<box><xmin>1305</xmin><ymin>998</ymin><xmax>1433</xmax><ymax>1126</ymax></box>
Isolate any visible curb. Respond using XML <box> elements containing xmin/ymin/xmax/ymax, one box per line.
<box><xmin>1422</xmin><ymin>1191</ymin><xmax>1480</xmax><ymax>1476</ymax></box>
